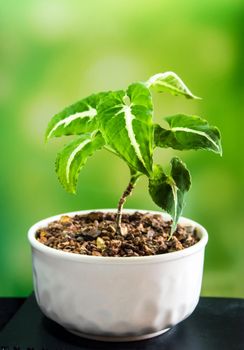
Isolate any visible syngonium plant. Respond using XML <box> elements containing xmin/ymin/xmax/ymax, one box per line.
<box><xmin>46</xmin><ymin>71</ymin><xmax>222</xmax><ymax>238</ymax></box>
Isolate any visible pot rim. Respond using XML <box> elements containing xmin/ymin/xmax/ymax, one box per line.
<box><xmin>28</xmin><ymin>209</ymin><xmax>208</xmax><ymax>264</ymax></box>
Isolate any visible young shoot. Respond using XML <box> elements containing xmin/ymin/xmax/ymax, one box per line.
<box><xmin>46</xmin><ymin>71</ymin><xmax>222</xmax><ymax>237</ymax></box>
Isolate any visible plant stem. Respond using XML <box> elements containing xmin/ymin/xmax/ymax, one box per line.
<box><xmin>116</xmin><ymin>174</ymin><xmax>139</xmax><ymax>234</ymax></box>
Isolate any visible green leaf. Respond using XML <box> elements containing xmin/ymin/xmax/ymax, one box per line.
<box><xmin>45</xmin><ymin>93</ymin><xmax>107</xmax><ymax>141</ymax></box>
<box><xmin>149</xmin><ymin>157</ymin><xmax>191</xmax><ymax>235</ymax></box>
<box><xmin>98</xmin><ymin>82</ymin><xmax>154</xmax><ymax>175</ymax></box>
<box><xmin>56</xmin><ymin>132</ymin><xmax>105</xmax><ymax>193</ymax></box>
<box><xmin>154</xmin><ymin>114</ymin><xmax>222</xmax><ymax>155</ymax></box>
<box><xmin>146</xmin><ymin>71</ymin><xmax>200</xmax><ymax>99</ymax></box>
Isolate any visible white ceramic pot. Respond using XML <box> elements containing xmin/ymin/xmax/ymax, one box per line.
<box><xmin>28</xmin><ymin>209</ymin><xmax>208</xmax><ymax>342</ymax></box>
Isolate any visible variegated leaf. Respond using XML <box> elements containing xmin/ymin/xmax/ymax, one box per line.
<box><xmin>46</xmin><ymin>93</ymin><xmax>107</xmax><ymax>140</ymax></box>
<box><xmin>146</xmin><ymin>71</ymin><xmax>200</xmax><ymax>99</ymax></box>
<box><xmin>56</xmin><ymin>132</ymin><xmax>105</xmax><ymax>193</ymax></box>
<box><xmin>149</xmin><ymin>157</ymin><xmax>191</xmax><ymax>234</ymax></box>
<box><xmin>154</xmin><ymin>114</ymin><xmax>222</xmax><ymax>154</ymax></box>
<box><xmin>98</xmin><ymin>83</ymin><xmax>153</xmax><ymax>175</ymax></box>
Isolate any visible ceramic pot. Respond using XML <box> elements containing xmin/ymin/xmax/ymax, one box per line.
<box><xmin>28</xmin><ymin>209</ymin><xmax>208</xmax><ymax>342</ymax></box>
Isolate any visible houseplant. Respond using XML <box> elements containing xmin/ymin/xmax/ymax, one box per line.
<box><xmin>28</xmin><ymin>71</ymin><xmax>221</xmax><ymax>341</ymax></box>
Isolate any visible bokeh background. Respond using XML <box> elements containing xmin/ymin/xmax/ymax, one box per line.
<box><xmin>1</xmin><ymin>0</ymin><xmax>243</xmax><ymax>297</ymax></box>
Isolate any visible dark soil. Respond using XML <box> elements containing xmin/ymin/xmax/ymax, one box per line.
<box><xmin>36</xmin><ymin>212</ymin><xmax>199</xmax><ymax>257</ymax></box>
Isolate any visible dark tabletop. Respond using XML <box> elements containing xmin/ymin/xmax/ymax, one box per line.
<box><xmin>0</xmin><ymin>295</ymin><xmax>243</xmax><ymax>350</ymax></box>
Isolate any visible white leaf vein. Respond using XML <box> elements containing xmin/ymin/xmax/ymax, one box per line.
<box><xmin>48</xmin><ymin>106</ymin><xmax>97</xmax><ymax>138</ymax></box>
<box><xmin>171</xmin><ymin>127</ymin><xmax>220</xmax><ymax>151</ymax></box>
<box><xmin>66</xmin><ymin>139</ymin><xmax>91</xmax><ymax>183</ymax></box>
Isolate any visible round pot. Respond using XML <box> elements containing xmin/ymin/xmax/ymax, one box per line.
<box><xmin>28</xmin><ymin>209</ymin><xmax>208</xmax><ymax>342</ymax></box>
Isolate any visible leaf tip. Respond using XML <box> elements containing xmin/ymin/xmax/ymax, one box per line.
<box><xmin>62</xmin><ymin>182</ymin><xmax>77</xmax><ymax>195</ymax></box>
<box><xmin>219</xmin><ymin>147</ymin><xmax>223</xmax><ymax>157</ymax></box>
<box><xmin>186</xmin><ymin>92</ymin><xmax>201</xmax><ymax>100</ymax></box>
<box><xmin>44</xmin><ymin>128</ymin><xmax>52</xmax><ymax>143</ymax></box>
<box><xmin>191</xmin><ymin>95</ymin><xmax>202</xmax><ymax>100</ymax></box>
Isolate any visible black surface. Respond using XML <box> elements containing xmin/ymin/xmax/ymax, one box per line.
<box><xmin>0</xmin><ymin>298</ymin><xmax>25</xmax><ymax>331</ymax></box>
<box><xmin>0</xmin><ymin>295</ymin><xmax>243</xmax><ymax>350</ymax></box>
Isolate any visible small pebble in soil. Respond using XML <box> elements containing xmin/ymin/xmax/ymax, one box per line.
<box><xmin>36</xmin><ymin>212</ymin><xmax>200</xmax><ymax>257</ymax></box>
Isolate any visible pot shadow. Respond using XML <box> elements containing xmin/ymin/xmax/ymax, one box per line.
<box><xmin>41</xmin><ymin>315</ymin><xmax>201</xmax><ymax>350</ymax></box>
<box><xmin>39</xmin><ymin>297</ymin><xmax>244</xmax><ymax>350</ymax></box>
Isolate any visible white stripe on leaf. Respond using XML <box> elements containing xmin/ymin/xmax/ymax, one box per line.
<box><xmin>47</xmin><ymin>106</ymin><xmax>97</xmax><ymax>139</ymax></box>
<box><xmin>171</xmin><ymin>126</ymin><xmax>221</xmax><ymax>154</ymax></box>
<box><xmin>169</xmin><ymin>181</ymin><xmax>178</xmax><ymax>234</ymax></box>
<box><xmin>66</xmin><ymin>139</ymin><xmax>91</xmax><ymax>183</ymax></box>
<box><xmin>120</xmin><ymin>103</ymin><xmax>146</xmax><ymax>168</ymax></box>
<box><xmin>97</xmin><ymin>83</ymin><xmax>153</xmax><ymax>175</ymax></box>
<box><xmin>146</xmin><ymin>71</ymin><xmax>200</xmax><ymax>99</ymax></box>
<box><xmin>56</xmin><ymin>132</ymin><xmax>105</xmax><ymax>194</ymax></box>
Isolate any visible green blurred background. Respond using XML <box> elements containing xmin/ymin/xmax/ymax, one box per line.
<box><xmin>1</xmin><ymin>0</ymin><xmax>243</xmax><ymax>297</ymax></box>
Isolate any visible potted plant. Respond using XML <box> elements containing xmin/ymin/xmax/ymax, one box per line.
<box><xmin>28</xmin><ymin>71</ymin><xmax>222</xmax><ymax>341</ymax></box>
